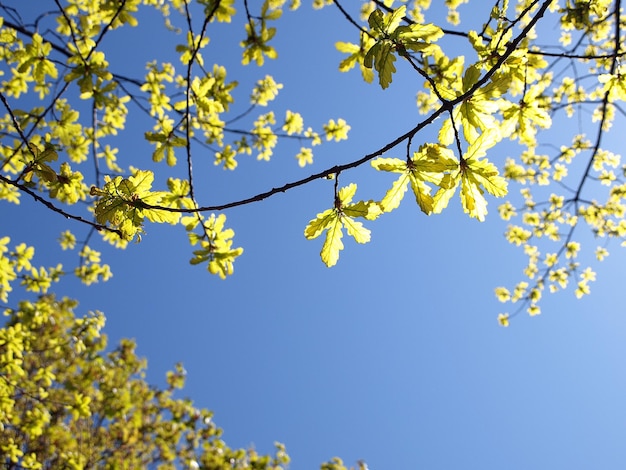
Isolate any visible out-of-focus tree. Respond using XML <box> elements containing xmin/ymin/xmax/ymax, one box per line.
<box><xmin>0</xmin><ymin>293</ymin><xmax>294</xmax><ymax>469</ymax></box>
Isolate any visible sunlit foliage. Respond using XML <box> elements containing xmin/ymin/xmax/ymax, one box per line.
<box><xmin>0</xmin><ymin>294</ymin><xmax>293</xmax><ymax>469</ymax></box>
<box><xmin>1</xmin><ymin>0</ymin><xmax>626</xmax><ymax>464</ymax></box>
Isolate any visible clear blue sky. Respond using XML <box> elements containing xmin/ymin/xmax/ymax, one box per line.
<box><xmin>3</xmin><ymin>1</ymin><xmax>626</xmax><ymax>469</ymax></box>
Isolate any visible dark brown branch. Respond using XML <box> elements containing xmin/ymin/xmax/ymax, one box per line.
<box><xmin>573</xmin><ymin>0</ymin><xmax>621</xmax><ymax>201</ymax></box>
<box><xmin>182</xmin><ymin>0</ymin><xmax>220</xmax><ymax>207</ymax></box>
<box><xmin>528</xmin><ymin>49</ymin><xmax>626</xmax><ymax>59</ymax></box>
<box><xmin>332</xmin><ymin>0</ymin><xmax>370</xmax><ymax>37</ymax></box>
<box><xmin>0</xmin><ymin>174</ymin><xmax>122</xmax><ymax>237</ymax></box>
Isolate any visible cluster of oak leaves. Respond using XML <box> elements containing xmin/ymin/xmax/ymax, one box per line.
<box><xmin>311</xmin><ymin>1</ymin><xmax>624</xmax><ymax>329</ymax></box>
<box><xmin>0</xmin><ymin>0</ymin><xmax>625</xmax><ymax>466</ymax></box>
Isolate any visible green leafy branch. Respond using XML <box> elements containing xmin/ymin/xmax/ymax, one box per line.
<box><xmin>182</xmin><ymin>213</ymin><xmax>244</xmax><ymax>279</ymax></box>
<box><xmin>91</xmin><ymin>170</ymin><xmax>179</xmax><ymax>241</ymax></box>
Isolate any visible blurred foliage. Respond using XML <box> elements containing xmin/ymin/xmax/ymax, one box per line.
<box><xmin>0</xmin><ymin>294</ymin><xmax>293</xmax><ymax>469</ymax></box>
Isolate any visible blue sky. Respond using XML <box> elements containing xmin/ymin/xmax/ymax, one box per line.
<box><xmin>3</xmin><ymin>1</ymin><xmax>626</xmax><ymax>469</ymax></box>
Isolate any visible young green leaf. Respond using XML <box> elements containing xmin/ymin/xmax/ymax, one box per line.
<box><xmin>372</xmin><ymin>144</ymin><xmax>457</xmax><ymax>214</ymax></box>
<box><xmin>433</xmin><ymin>129</ymin><xmax>507</xmax><ymax>221</ymax></box>
<box><xmin>304</xmin><ymin>183</ymin><xmax>380</xmax><ymax>267</ymax></box>
<box><xmin>364</xmin><ymin>6</ymin><xmax>443</xmax><ymax>89</ymax></box>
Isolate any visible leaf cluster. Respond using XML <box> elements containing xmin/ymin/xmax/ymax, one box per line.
<box><xmin>0</xmin><ymin>294</ymin><xmax>293</xmax><ymax>469</ymax></box>
<box><xmin>363</xmin><ymin>6</ymin><xmax>443</xmax><ymax>88</ymax></box>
